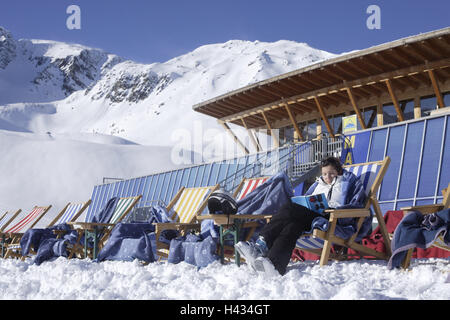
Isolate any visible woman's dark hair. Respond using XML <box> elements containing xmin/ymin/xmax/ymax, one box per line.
<box><xmin>320</xmin><ymin>157</ymin><xmax>344</xmax><ymax>175</ymax></box>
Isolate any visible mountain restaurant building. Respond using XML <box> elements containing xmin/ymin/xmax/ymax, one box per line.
<box><xmin>87</xmin><ymin>28</ymin><xmax>449</xmax><ymax>221</ymax></box>
<box><xmin>193</xmin><ymin>27</ymin><xmax>450</xmax><ymax>154</ymax></box>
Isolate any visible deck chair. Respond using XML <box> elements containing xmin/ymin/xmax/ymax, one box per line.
<box><xmin>0</xmin><ymin>210</ymin><xmax>22</xmax><ymax>234</ymax></box>
<box><xmin>155</xmin><ymin>184</ymin><xmax>220</xmax><ymax>258</ymax></box>
<box><xmin>1</xmin><ymin>206</ymin><xmax>52</xmax><ymax>258</ymax></box>
<box><xmin>3</xmin><ymin>200</ymin><xmax>92</xmax><ymax>259</ymax></box>
<box><xmin>67</xmin><ymin>195</ymin><xmax>142</xmax><ymax>259</ymax></box>
<box><xmin>295</xmin><ymin>157</ymin><xmax>392</xmax><ymax>266</ymax></box>
<box><xmin>233</xmin><ymin>176</ymin><xmax>270</xmax><ymax>201</ymax></box>
<box><xmin>49</xmin><ymin>200</ymin><xmax>92</xmax><ymax>227</ymax></box>
<box><xmin>196</xmin><ymin>177</ymin><xmax>273</xmax><ymax>265</ymax></box>
<box><xmin>399</xmin><ymin>183</ymin><xmax>450</xmax><ymax>269</ymax></box>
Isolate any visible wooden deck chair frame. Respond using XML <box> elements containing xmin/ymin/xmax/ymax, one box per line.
<box><xmin>4</xmin><ymin>200</ymin><xmax>92</xmax><ymax>260</ymax></box>
<box><xmin>0</xmin><ymin>209</ymin><xmax>22</xmax><ymax>233</ymax></box>
<box><xmin>399</xmin><ymin>182</ymin><xmax>450</xmax><ymax>269</ymax></box>
<box><xmin>2</xmin><ymin>206</ymin><xmax>52</xmax><ymax>259</ymax></box>
<box><xmin>67</xmin><ymin>195</ymin><xmax>142</xmax><ymax>259</ymax></box>
<box><xmin>296</xmin><ymin>157</ymin><xmax>392</xmax><ymax>267</ymax></box>
<box><xmin>155</xmin><ymin>184</ymin><xmax>220</xmax><ymax>258</ymax></box>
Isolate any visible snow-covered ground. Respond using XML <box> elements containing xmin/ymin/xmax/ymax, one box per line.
<box><xmin>0</xmin><ymin>256</ymin><xmax>448</xmax><ymax>300</ymax></box>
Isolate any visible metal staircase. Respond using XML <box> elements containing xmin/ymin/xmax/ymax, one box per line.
<box><xmin>218</xmin><ymin>133</ymin><xmax>345</xmax><ymax>193</ymax></box>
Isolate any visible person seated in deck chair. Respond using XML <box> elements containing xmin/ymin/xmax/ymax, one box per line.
<box><xmin>235</xmin><ymin>157</ymin><xmax>366</xmax><ymax>276</ymax></box>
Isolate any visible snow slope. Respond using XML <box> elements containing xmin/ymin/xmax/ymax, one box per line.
<box><xmin>0</xmin><ymin>257</ymin><xmax>448</xmax><ymax>300</ymax></box>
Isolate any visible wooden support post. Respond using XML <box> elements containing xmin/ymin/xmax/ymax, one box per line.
<box><xmin>345</xmin><ymin>87</ymin><xmax>367</xmax><ymax>130</ymax></box>
<box><xmin>377</xmin><ymin>102</ymin><xmax>384</xmax><ymax>126</ymax></box>
<box><xmin>219</xmin><ymin>121</ymin><xmax>249</xmax><ymax>155</ymax></box>
<box><xmin>313</xmin><ymin>96</ymin><xmax>335</xmax><ymax>138</ymax></box>
<box><xmin>282</xmin><ymin>103</ymin><xmax>304</xmax><ymax>142</ymax></box>
<box><xmin>384</xmin><ymin>79</ymin><xmax>405</xmax><ymax>122</ymax></box>
<box><xmin>414</xmin><ymin>96</ymin><xmax>422</xmax><ymax>119</ymax></box>
<box><xmin>316</xmin><ymin>118</ymin><xmax>322</xmax><ymax>138</ymax></box>
<box><xmin>428</xmin><ymin>69</ymin><xmax>445</xmax><ymax>108</ymax></box>
<box><xmin>241</xmin><ymin>118</ymin><xmax>261</xmax><ymax>152</ymax></box>
<box><xmin>260</xmin><ymin>111</ymin><xmax>280</xmax><ymax>148</ymax></box>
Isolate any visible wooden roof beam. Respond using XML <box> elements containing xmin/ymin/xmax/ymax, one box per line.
<box><xmin>384</xmin><ymin>79</ymin><xmax>405</xmax><ymax>121</ymax></box>
<box><xmin>389</xmin><ymin>48</ymin><xmax>420</xmax><ymax>65</ymax></box>
<box><xmin>313</xmin><ymin>96</ymin><xmax>335</xmax><ymax>138</ymax></box>
<box><xmin>219</xmin><ymin>121</ymin><xmax>249</xmax><ymax>155</ymax></box>
<box><xmin>276</xmin><ymin>79</ymin><xmax>303</xmax><ymax>93</ymax></box>
<box><xmin>266</xmin><ymin>82</ymin><xmax>293</xmax><ymax>98</ymax></box>
<box><xmin>288</xmin><ymin>76</ymin><xmax>316</xmax><ymax>91</ymax></box>
<box><xmin>355</xmin><ymin>84</ymin><xmax>383</xmax><ymax>97</ymax></box>
<box><xmin>260</xmin><ymin>110</ymin><xmax>280</xmax><ymax>148</ymax></box>
<box><xmin>372</xmin><ymin>53</ymin><xmax>401</xmax><ymax>70</ymax></box>
<box><xmin>241</xmin><ymin>118</ymin><xmax>262</xmax><ymax>152</ymax></box>
<box><xmin>289</xmin><ymin>104</ymin><xmax>311</xmax><ymax>115</ymax></box>
<box><xmin>409</xmin><ymin>43</ymin><xmax>435</xmax><ymax>61</ymax></box>
<box><xmin>332</xmin><ymin>63</ymin><xmax>359</xmax><ymax>80</ymax></box>
<box><xmin>238</xmin><ymin>91</ymin><xmax>267</xmax><ymax>106</ymax></box>
<box><xmin>434</xmin><ymin>37</ymin><xmax>450</xmax><ymax>55</ymax></box>
<box><xmin>320</xmin><ymin>69</ymin><xmax>345</xmax><ymax>82</ymax></box>
<box><xmin>428</xmin><ymin>69</ymin><xmax>445</xmax><ymax>108</ymax></box>
<box><xmin>418</xmin><ymin>41</ymin><xmax>444</xmax><ymax>60</ymax></box>
<box><xmin>346</xmin><ymin>60</ymin><xmax>373</xmax><ymax>77</ymax></box>
<box><xmin>251</xmin><ymin>87</ymin><xmax>279</xmax><ymax>101</ymax></box>
<box><xmin>215</xmin><ymin>100</ymin><xmax>241</xmax><ymax>114</ymax></box>
<box><xmin>257</xmin><ymin>85</ymin><xmax>284</xmax><ymax>100</ymax></box>
<box><xmin>283</xmin><ymin>103</ymin><xmax>304</xmax><ymax>141</ymax></box>
<box><xmin>307</xmin><ymin>71</ymin><xmax>336</xmax><ymax>87</ymax></box>
<box><xmin>346</xmin><ymin>87</ymin><xmax>367</xmax><ymax>130</ymax></box>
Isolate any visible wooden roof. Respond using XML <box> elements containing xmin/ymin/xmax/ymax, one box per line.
<box><xmin>193</xmin><ymin>27</ymin><xmax>450</xmax><ymax>131</ymax></box>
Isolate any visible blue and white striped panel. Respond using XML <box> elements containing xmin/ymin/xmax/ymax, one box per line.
<box><xmin>56</xmin><ymin>203</ymin><xmax>84</xmax><ymax>225</ymax></box>
<box><xmin>296</xmin><ymin>235</ymin><xmax>325</xmax><ymax>250</ymax></box>
<box><xmin>347</xmin><ymin>163</ymin><xmax>380</xmax><ymax>196</ymax></box>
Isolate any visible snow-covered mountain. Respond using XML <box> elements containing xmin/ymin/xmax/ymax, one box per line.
<box><xmin>0</xmin><ymin>26</ymin><xmax>337</xmax><ymax>215</ymax></box>
<box><xmin>0</xmin><ymin>26</ymin><xmax>336</xmax><ymax>145</ymax></box>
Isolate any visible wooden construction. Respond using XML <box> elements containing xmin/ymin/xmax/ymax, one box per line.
<box><xmin>399</xmin><ymin>183</ymin><xmax>450</xmax><ymax>269</ymax></box>
<box><xmin>295</xmin><ymin>157</ymin><xmax>392</xmax><ymax>266</ymax></box>
<box><xmin>1</xmin><ymin>206</ymin><xmax>52</xmax><ymax>258</ymax></box>
<box><xmin>67</xmin><ymin>195</ymin><xmax>142</xmax><ymax>259</ymax></box>
<box><xmin>193</xmin><ymin>28</ymin><xmax>450</xmax><ymax>151</ymax></box>
<box><xmin>3</xmin><ymin>201</ymin><xmax>92</xmax><ymax>259</ymax></box>
<box><xmin>155</xmin><ymin>185</ymin><xmax>220</xmax><ymax>258</ymax></box>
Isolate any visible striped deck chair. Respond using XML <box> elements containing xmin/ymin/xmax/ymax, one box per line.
<box><xmin>155</xmin><ymin>184</ymin><xmax>220</xmax><ymax>257</ymax></box>
<box><xmin>295</xmin><ymin>157</ymin><xmax>392</xmax><ymax>267</ymax></box>
<box><xmin>50</xmin><ymin>200</ymin><xmax>92</xmax><ymax>227</ymax></box>
<box><xmin>67</xmin><ymin>195</ymin><xmax>142</xmax><ymax>259</ymax></box>
<box><xmin>0</xmin><ymin>209</ymin><xmax>22</xmax><ymax>233</ymax></box>
<box><xmin>1</xmin><ymin>206</ymin><xmax>52</xmax><ymax>258</ymax></box>
<box><xmin>3</xmin><ymin>201</ymin><xmax>92</xmax><ymax>259</ymax></box>
<box><xmin>399</xmin><ymin>182</ymin><xmax>450</xmax><ymax>269</ymax></box>
<box><xmin>233</xmin><ymin>177</ymin><xmax>270</xmax><ymax>201</ymax></box>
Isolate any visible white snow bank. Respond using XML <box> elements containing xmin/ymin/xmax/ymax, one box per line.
<box><xmin>0</xmin><ymin>257</ymin><xmax>448</xmax><ymax>300</ymax></box>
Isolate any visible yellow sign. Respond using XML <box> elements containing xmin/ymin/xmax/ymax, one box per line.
<box><xmin>342</xmin><ymin>115</ymin><xmax>358</xmax><ymax>134</ymax></box>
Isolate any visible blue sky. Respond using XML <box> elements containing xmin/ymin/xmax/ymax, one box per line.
<box><xmin>1</xmin><ymin>0</ymin><xmax>449</xmax><ymax>63</ymax></box>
